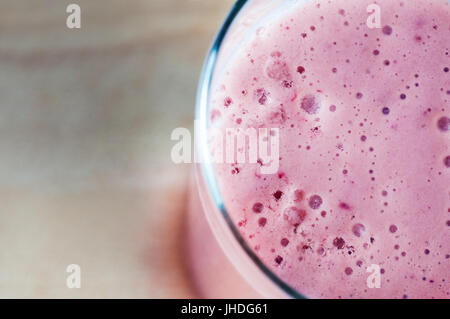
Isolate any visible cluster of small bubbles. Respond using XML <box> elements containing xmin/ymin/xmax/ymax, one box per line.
<box><xmin>265</xmin><ymin>57</ymin><xmax>290</xmax><ymax>81</ymax></box>
<box><xmin>308</xmin><ymin>195</ymin><xmax>323</xmax><ymax>210</ymax></box>
<box><xmin>301</xmin><ymin>94</ymin><xmax>321</xmax><ymax>114</ymax></box>
<box><xmin>333</xmin><ymin>237</ymin><xmax>346</xmax><ymax>249</ymax></box>
<box><xmin>284</xmin><ymin>206</ymin><xmax>307</xmax><ymax>225</ymax></box>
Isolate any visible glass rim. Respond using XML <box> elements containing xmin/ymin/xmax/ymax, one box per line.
<box><xmin>194</xmin><ymin>0</ymin><xmax>305</xmax><ymax>299</ymax></box>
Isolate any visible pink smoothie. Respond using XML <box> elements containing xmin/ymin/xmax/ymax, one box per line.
<box><xmin>208</xmin><ymin>0</ymin><xmax>449</xmax><ymax>298</ymax></box>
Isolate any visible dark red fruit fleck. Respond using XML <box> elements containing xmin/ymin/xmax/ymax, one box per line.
<box><xmin>252</xmin><ymin>202</ymin><xmax>264</xmax><ymax>213</ymax></box>
<box><xmin>281</xmin><ymin>238</ymin><xmax>290</xmax><ymax>247</ymax></box>
<box><xmin>273</xmin><ymin>190</ymin><xmax>283</xmax><ymax>200</ymax></box>
<box><xmin>297</xmin><ymin>66</ymin><xmax>305</xmax><ymax>74</ymax></box>
<box><xmin>352</xmin><ymin>223</ymin><xmax>366</xmax><ymax>237</ymax></box>
<box><xmin>258</xmin><ymin>217</ymin><xmax>267</xmax><ymax>227</ymax></box>
<box><xmin>275</xmin><ymin>255</ymin><xmax>283</xmax><ymax>264</ymax></box>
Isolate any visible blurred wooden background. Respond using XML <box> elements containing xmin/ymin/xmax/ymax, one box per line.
<box><xmin>0</xmin><ymin>0</ymin><xmax>233</xmax><ymax>298</ymax></box>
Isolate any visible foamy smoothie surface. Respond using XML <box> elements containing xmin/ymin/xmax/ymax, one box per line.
<box><xmin>208</xmin><ymin>0</ymin><xmax>449</xmax><ymax>298</ymax></box>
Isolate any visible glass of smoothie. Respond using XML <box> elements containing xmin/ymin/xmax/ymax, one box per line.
<box><xmin>186</xmin><ymin>0</ymin><xmax>449</xmax><ymax>299</ymax></box>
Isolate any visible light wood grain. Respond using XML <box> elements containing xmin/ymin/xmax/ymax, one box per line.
<box><xmin>0</xmin><ymin>0</ymin><xmax>233</xmax><ymax>298</ymax></box>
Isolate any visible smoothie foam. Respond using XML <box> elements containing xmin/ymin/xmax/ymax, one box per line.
<box><xmin>208</xmin><ymin>0</ymin><xmax>449</xmax><ymax>298</ymax></box>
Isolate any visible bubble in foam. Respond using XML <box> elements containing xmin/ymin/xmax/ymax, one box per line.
<box><xmin>352</xmin><ymin>223</ymin><xmax>366</xmax><ymax>237</ymax></box>
<box><xmin>444</xmin><ymin>156</ymin><xmax>450</xmax><ymax>168</ymax></box>
<box><xmin>389</xmin><ymin>225</ymin><xmax>398</xmax><ymax>233</ymax></box>
<box><xmin>252</xmin><ymin>202</ymin><xmax>264</xmax><ymax>213</ymax></box>
<box><xmin>317</xmin><ymin>247</ymin><xmax>325</xmax><ymax>256</ymax></box>
<box><xmin>308</xmin><ymin>195</ymin><xmax>323</xmax><ymax>210</ymax></box>
<box><xmin>382</xmin><ymin>25</ymin><xmax>393</xmax><ymax>35</ymax></box>
<box><xmin>437</xmin><ymin>116</ymin><xmax>449</xmax><ymax>132</ymax></box>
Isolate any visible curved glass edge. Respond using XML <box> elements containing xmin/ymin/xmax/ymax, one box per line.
<box><xmin>194</xmin><ymin>0</ymin><xmax>305</xmax><ymax>299</ymax></box>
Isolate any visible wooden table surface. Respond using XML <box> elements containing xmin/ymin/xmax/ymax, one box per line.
<box><xmin>0</xmin><ymin>0</ymin><xmax>233</xmax><ymax>298</ymax></box>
